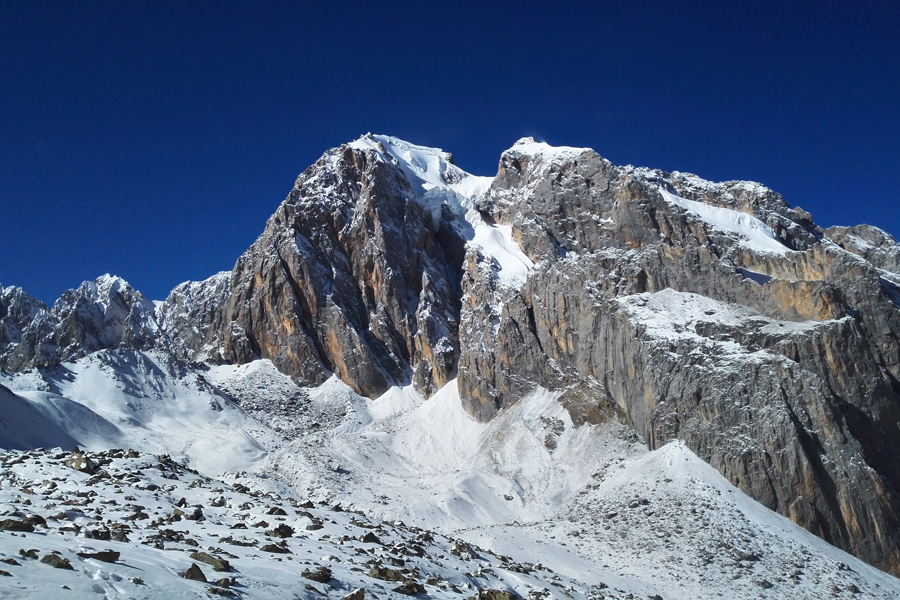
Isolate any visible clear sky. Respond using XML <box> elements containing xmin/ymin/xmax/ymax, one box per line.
<box><xmin>2</xmin><ymin>1</ymin><xmax>898</xmax><ymax>303</ymax></box>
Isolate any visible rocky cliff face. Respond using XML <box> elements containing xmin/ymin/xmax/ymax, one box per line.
<box><xmin>825</xmin><ymin>224</ymin><xmax>900</xmax><ymax>275</ymax></box>
<box><xmin>201</xmin><ymin>137</ymin><xmax>471</xmax><ymax>398</ymax></box>
<box><xmin>3</xmin><ymin>134</ymin><xmax>900</xmax><ymax>576</ymax></box>
<box><xmin>455</xmin><ymin>139</ymin><xmax>900</xmax><ymax>574</ymax></box>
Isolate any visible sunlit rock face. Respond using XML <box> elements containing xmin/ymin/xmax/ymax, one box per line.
<box><xmin>205</xmin><ymin>139</ymin><xmax>468</xmax><ymax>399</ymax></box>
<box><xmin>454</xmin><ymin>138</ymin><xmax>900</xmax><ymax>574</ymax></box>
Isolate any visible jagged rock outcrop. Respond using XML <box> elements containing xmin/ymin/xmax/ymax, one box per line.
<box><xmin>0</xmin><ymin>275</ymin><xmax>158</xmax><ymax>371</ymax></box>
<box><xmin>0</xmin><ymin>285</ymin><xmax>48</xmax><ymax>360</ymax></box>
<box><xmin>825</xmin><ymin>224</ymin><xmax>900</xmax><ymax>275</ymax></box>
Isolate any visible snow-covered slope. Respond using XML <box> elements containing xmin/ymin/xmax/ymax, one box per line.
<box><xmin>0</xmin><ymin>446</ymin><xmax>594</xmax><ymax>600</ymax></box>
<box><xmin>1</xmin><ymin>361</ymin><xmax>897</xmax><ymax>599</ymax></box>
<box><xmin>659</xmin><ymin>187</ymin><xmax>791</xmax><ymax>255</ymax></box>
<box><xmin>1</xmin><ymin>351</ymin><xmax>899</xmax><ymax>598</ymax></box>
<box><xmin>0</xmin><ymin>385</ymin><xmax>79</xmax><ymax>451</ymax></box>
<box><xmin>256</xmin><ymin>376</ymin><xmax>900</xmax><ymax>599</ymax></box>
<box><xmin>0</xmin><ymin>351</ymin><xmax>277</xmax><ymax>475</ymax></box>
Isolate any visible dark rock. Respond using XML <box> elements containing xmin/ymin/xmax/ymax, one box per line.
<box><xmin>111</xmin><ymin>528</ymin><xmax>130</xmax><ymax>543</ymax></box>
<box><xmin>84</xmin><ymin>528</ymin><xmax>112</xmax><ymax>540</ymax></box>
<box><xmin>302</xmin><ymin>565</ymin><xmax>332</xmax><ymax>583</ymax></box>
<box><xmin>260</xmin><ymin>543</ymin><xmax>291</xmax><ymax>554</ymax></box>
<box><xmin>76</xmin><ymin>550</ymin><xmax>120</xmax><ymax>563</ymax></box>
<box><xmin>360</xmin><ymin>532</ymin><xmax>382</xmax><ymax>545</ymax></box>
<box><xmin>18</xmin><ymin>549</ymin><xmax>38</xmax><ymax>559</ymax></box>
<box><xmin>0</xmin><ymin>519</ymin><xmax>33</xmax><ymax>532</ymax></box>
<box><xmin>267</xmin><ymin>524</ymin><xmax>294</xmax><ymax>538</ymax></box>
<box><xmin>341</xmin><ymin>588</ymin><xmax>365</xmax><ymax>600</ymax></box>
<box><xmin>182</xmin><ymin>563</ymin><xmax>207</xmax><ymax>582</ymax></box>
<box><xmin>478</xmin><ymin>590</ymin><xmax>519</xmax><ymax>600</ymax></box>
<box><xmin>393</xmin><ymin>581</ymin><xmax>426</xmax><ymax>596</ymax></box>
<box><xmin>40</xmin><ymin>554</ymin><xmax>74</xmax><ymax>570</ymax></box>
<box><xmin>266</xmin><ymin>506</ymin><xmax>287</xmax><ymax>516</ymax></box>
<box><xmin>367</xmin><ymin>565</ymin><xmax>405</xmax><ymax>582</ymax></box>
<box><xmin>189</xmin><ymin>551</ymin><xmax>230</xmax><ymax>572</ymax></box>
<box><xmin>733</xmin><ymin>549</ymin><xmax>761</xmax><ymax>562</ymax></box>
<box><xmin>218</xmin><ymin>535</ymin><xmax>256</xmax><ymax>548</ymax></box>
<box><xmin>21</xmin><ymin>515</ymin><xmax>45</xmax><ymax>528</ymax></box>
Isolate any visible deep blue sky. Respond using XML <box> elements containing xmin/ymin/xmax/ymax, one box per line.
<box><xmin>2</xmin><ymin>1</ymin><xmax>898</xmax><ymax>303</ymax></box>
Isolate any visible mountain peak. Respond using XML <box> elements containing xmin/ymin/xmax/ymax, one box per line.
<box><xmin>347</xmin><ymin>133</ymin><xmax>486</xmax><ymax>201</ymax></box>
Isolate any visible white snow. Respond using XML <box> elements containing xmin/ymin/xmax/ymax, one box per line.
<box><xmin>619</xmin><ymin>288</ymin><xmax>842</xmax><ymax>353</ymax></box>
<box><xmin>504</xmin><ymin>136</ymin><xmax>591</xmax><ymax>164</ymax></box>
<box><xmin>349</xmin><ymin>134</ymin><xmax>534</xmax><ymax>288</ymax></box>
<box><xmin>0</xmin><ymin>386</ymin><xmax>79</xmax><ymax>451</ymax></box>
<box><xmin>2</xmin><ymin>351</ymin><xmax>900</xmax><ymax>598</ymax></box>
<box><xmin>0</xmin><ymin>351</ymin><xmax>276</xmax><ymax>475</ymax></box>
<box><xmin>470</xmin><ymin>223</ymin><xmax>534</xmax><ymax>288</ymax></box>
<box><xmin>659</xmin><ymin>186</ymin><xmax>790</xmax><ymax>255</ymax></box>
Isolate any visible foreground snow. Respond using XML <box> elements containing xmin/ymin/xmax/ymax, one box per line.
<box><xmin>0</xmin><ymin>447</ymin><xmax>589</xmax><ymax>599</ymax></box>
<box><xmin>2</xmin><ymin>352</ymin><xmax>899</xmax><ymax>598</ymax></box>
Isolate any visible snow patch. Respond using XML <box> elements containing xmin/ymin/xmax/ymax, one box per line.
<box><xmin>659</xmin><ymin>187</ymin><xmax>790</xmax><ymax>255</ymax></box>
<box><xmin>350</xmin><ymin>133</ymin><xmax>534</xmax><ymax>289</ymax></box>
<box><xmin>1</xmin><ymin>351</ymin><xmax>276</xmax><ymax>475</ymax></box>
<box><xmin>506</xmin><ymin>137</ymin><xmax>592</xmax><ymax>164</ymax></box>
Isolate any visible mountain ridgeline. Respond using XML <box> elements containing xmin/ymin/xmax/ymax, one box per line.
<box><xmin>3</xmin><ymin>135</ymin><xmax>900</xmax><ymax>576</ymax></box>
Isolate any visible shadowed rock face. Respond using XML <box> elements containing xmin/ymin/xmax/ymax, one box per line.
<box><xmin>4</xmin><ymin>136</ymin><xmax>900</xmax><ymax>576</ymax></box>
<box><xmin>157</xmin><ymin>272</ymin><xmax>231</xmax><ymax>362</ymax></box>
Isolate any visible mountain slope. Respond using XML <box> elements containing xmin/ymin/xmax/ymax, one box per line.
<box><xmin>3</xmin><ymin>364</ymin><xmax>900</xmax><ymax>599</ymax></box>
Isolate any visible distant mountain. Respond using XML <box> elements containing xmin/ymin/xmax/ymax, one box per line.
<box><xmin>3</xmin><ymin>133</ymin><xmax>900</xmax><ymax>586</ymax></box>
